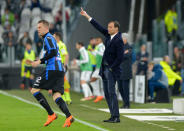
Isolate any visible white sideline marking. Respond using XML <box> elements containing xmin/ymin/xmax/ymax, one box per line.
<box><xmin>99</xmin><ymin>108</ymin><xmax>173</xmax><ymax>114</ymax></box>
<box><xmin>0</xmin><ymin>90</ymin><xmax>109</xmax><ymax>131</ymax></box>
<box><xmin>144</xmin><ymin>122</ymin><xmax>176</xmax><ymax>130</ymax></box>
<box><xmin>124</xmin><ymin>115</ymin><xmax>184</xmax><ymax>121</ymax></box>
<box><xmin>124</xmin><ymin>115</ymin><xmax>177</xmax><ymax>130</ymax></box>
<box><xmin>81</xmin><ymin>104</ymin><xmax>176</xmax><ymax>130</ymax></box>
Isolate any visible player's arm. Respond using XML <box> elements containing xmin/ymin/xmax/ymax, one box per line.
<box><xmin>76</xmin><ymin>50</ymin><xmax>89</xmax><ymax>66</ymax></box>
<box><xmin>32</xmin><ymin>37</ymin><xmax>57</xmax><ymax>67</ymax></box>
<box><xmin>40</xmin><ymin>50</ymin><xmax>57</xmax><ymax>64</ymax></box>
<box><xmin>96</xmin><ymin>45</ymin><xmax>105</xmax><ymax>56</ymax></box>
<box><xmin>64</xmin><ymin>54</ymin><xmax>69</xmax><ymax>65</ymax></box>
<box><xmin>80</xmin><ymin>8</ymin><xmax>108</xmax><ymax>36</ymax></box>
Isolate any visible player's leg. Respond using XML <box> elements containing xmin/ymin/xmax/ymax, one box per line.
<box><xmin>63</xmin><ymin>76</ymin><xmax>72</xmax><ymax>104</ymax></box>
<box><xmin>80</xmin><ymin>71</ymin><xmax>93</xmax><ymax>101</ymax></box>
<box><xmin>31</xmin><ymin>71</ymin><xmax>56</xmax><ymax>126</ymax></box>
<box><xmin>28</xmin><ymin>68</ymin><xmax>34</xmax><ymax>90</ymax></box>
<box><xmin>20</xmin><ymin>67</ymin><xmax>27</xmax><ymax>89</ymax></box>
<box><xmin>31</xmin><ymin>88</ymin><xmax>55</xmax><ymax>116</ymax></box>
<box><xmin>53</xmin><ymin>92</ymin><xmax>74</xmax><ymax>127</ymax></box>
<box><xmin>52</xmin><ymin>71</ymin><xmax>74</xmax><ymax>127</ymax></box>
<box><xmin>90</xmin><ymin>69</ymin><xmax>103</xmax><ymax>102</ymax></box>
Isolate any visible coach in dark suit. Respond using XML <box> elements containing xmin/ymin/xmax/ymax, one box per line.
<box><xmin>117</xmin><ymin>33</ymin><xmax>132</xmax><ymax>109</ymax></box>
<box><xmin>80</xmin><ymin>8</ymin><xmax>124</xmax><ymax>123</ymax></box>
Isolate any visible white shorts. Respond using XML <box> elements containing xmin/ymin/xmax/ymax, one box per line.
<box><xmin>92</xmin><ymin>69</ymin><xmax>101</xmax><ymax>79</ymax></box>
<box><xmin>80</xmin><ymin>71</ymin><xmax>92</xmax><ymax>81</ymax></box>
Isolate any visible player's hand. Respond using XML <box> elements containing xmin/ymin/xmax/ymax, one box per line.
<box><xmin>124</xmin><ymin>50</ymin><xmax>129</xmax><ymax>54</ymax></box>
<box><xmin>73</xmin><ymin>59</ymin><xmax>77</xmax><ymax>65</ymax></box>
<box><xmin>25</xmin><ymin>59</ymin><xmax>33</xmax><ymax>65</ymax></box>
<box><xmin>31</xmin><ymin>60</ymin><xmax>41</xmax><ymax>67</ymax></box>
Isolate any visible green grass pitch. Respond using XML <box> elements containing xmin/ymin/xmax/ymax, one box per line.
<box><xmin>1</xmin><ymin>89</ymin><xmax>184</xmax><ymax>131</ymax></box>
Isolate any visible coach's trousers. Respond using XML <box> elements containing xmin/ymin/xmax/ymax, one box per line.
<box><xmin>102</xmin><ymin>67</ymin><xmax>119</xmax><ymax>118</ymax></box>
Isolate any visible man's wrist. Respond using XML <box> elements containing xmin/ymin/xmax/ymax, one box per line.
<box><xmin>88</xmin><ymin>17</ymin><xmax>92</xmax><ymax>22</ymax></box>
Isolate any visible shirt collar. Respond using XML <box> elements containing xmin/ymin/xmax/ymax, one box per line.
<box><xmin>42</xmin><ymin>32</ymin><xmax>49</xmax><ymax>39</ymax></box>
<box><xmin>110</xmin><ymin>32</ymin><xmax>118</xmax><ymax>40</ymax></box>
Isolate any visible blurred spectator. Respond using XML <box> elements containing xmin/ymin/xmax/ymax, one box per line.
<box><xmin>180</xmin><ymin>47</ymin><xmax>184</xmax><ymax>95</ymax></box>
<box><xmin>172</xmin><ymin>46</ymin><xmax>181</xmax><ymax>74</ymax></box>
<box><xmin>55</xmin><ymin>3</ymin><xmax>69</xmax><ymax>30</ymax></box>
<box><xmin>136</xmin><ymin>44</ymin><xmax>149</xmax><ymax>75</ymax></box>
<box><xmin>49</xmin><ymin>23</ymin><xmax>58</xmax><ymax>34</ymax></box>
<box><xmin>5</xmin><ymin>0</ymin><xmax>16</xmax><ymax>12</ymax></box>
<box><xmin>30</xmin><ymin>0</ymin><xmax>41</xmax><ymax>10</ymax></box>
<box><xmin>31</xmin><ymin>0</ymin><xmax>51</xmax><ymax>12</ymax></box>
<box><xmin>20</xmin><ymin>32</ymin><xmax>32</xmax><ymax>47</ymax></box>
<box><xmin>164</xmin><ymin>7</ymin><xmax>178</xmax><ymax>41</ymax></box>
<box><xmin>34</xmin><ymin>30</ymin><xmax>42</xmax><ymax>55</ymax></box>
<box><xmin>160</xmin><ymin>56</ymin><xmax>182</xmax><ymax>95</ymax></box>
<box><xmin>147</xmin><ymin>62</ymin><xmax>168</xmax><ymax>101</ymax></box>
<box><xmin>1</xmin><ymin>8</ymin><xmax>15</xmax><ymax>27</ymax></box>
<box><xmin>17</xmin><ymin>32</ymin><xmax>32</xmax><ymax>60</ymax></box>
<box><xmin>4</xmin><ymin>31</ymin><xmax>16</xmax><ymax>47</ymax></box>
<box><xmin>2</xmin><ymin>24</ymin><xmax>16</xmax><ymax>41</ymax></box>
<box><xmin>17</xmin><ymin>0</ymin><xmax>28</xmax><ymax>21</ymax></box>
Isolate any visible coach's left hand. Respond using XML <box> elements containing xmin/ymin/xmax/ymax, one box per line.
<box><xmin>32</xmin><ymin>60</ymin><xmax>41</xmax><ymax>67</ymax></box>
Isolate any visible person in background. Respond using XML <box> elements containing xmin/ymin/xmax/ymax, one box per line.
<box><xmin>147</xmin><ymin>62</ymin><xmax>168</xmax><ymax>101</ymax></box>
<box><xmin>53</xmin><ymin>32</ymin><xmax>72</xmax><ymax>105</ymax></box>
<box><xmin>136</xmin><ymin>44</ymin><xmax>149</xmax><ymax>75</ymax></box>
<box><xmin>87</xmin><ymin>37</ymin><xmax>96</xmax><ymax>71</ymax></box>
<box><xmin>17</xmin><ymin>32</ymin><xmax>32</xmax><ymax>60</ymax></box>
<box><xmin>1</xmin><ymin>8</ymin><xmax>15</xmax><ymax>27</ymax></box>
<box><xmin>89</xmin><ymin>37</ymin><xmax>105</xmax><ymax>103</ymax></box>
<box><xmin>20</xmin><ymin>42</ymin><xmax>36</xmax><ymax>90</ymax></box>
<box><xmin>180</xmin><ymin>46</ymin><xmax>184</xmax><ymax>95</ymax></box>
<box><xmin>164</xmin><ymin>6</ymin><xmax>178</xmax><ymax>41</ymax></box>
<box><xmin>73</xmin><ymin>42</ymin><xmax>94</xmax><ymax>101</ymax></box>
<box><xmin>172</xmin><ymin>46</ymin><xmax>181</xmax><ymax>75</ymax></box>
<box><xmin>34</xmin><ymin>30</ymin><xmax>42</xmax><ymax>55</ymax></box>
<box><xmin>117</xmin><ymin>33</ymin><xmax>132</xmax><ymax>108</ymax></box>
<box><xmin>160</xmin><ymin>56</ymin><xmax>182</xmax><ymax>95</ymax></box>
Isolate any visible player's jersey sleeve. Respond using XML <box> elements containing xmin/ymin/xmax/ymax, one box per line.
<box><xmin>45</xmin><ymin>36</ymin><xmax>57</xmax><ymax>50</ymax></box>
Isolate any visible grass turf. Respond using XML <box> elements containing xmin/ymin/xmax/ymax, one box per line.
<box><xmin>0</xmin><ymin>89</ymin><xmax>184</xmax><ymax>131</ymax></box>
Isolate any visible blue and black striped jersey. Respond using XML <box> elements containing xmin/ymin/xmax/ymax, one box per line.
<box><xmin>42</xmin><ymin>32</ymin><xmax>63</xmax><ymax>71</ymax></box>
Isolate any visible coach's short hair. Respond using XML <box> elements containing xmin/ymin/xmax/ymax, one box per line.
<box><xmin>38</xmin><ymin>20</ymin><xmax>49</xmax><ymax>28</ymax></box>
<box><xmin>109</xmin><ymin>21</ymin><xmax>120</xmax><ymax>30</ymax></box>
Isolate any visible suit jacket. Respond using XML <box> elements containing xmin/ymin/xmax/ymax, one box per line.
<box><xmin>90</xmin><ymin>18</ymin><xmax>124</xmax><ymax>80</ymax></box>
<box><xmin>119</xmin><ymin>43</ymin><xmax>132</xmax><ymax>80</ymax></box>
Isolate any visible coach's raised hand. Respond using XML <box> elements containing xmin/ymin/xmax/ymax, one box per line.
<box><xmin>80</xmin><ymin>7</ymin><xmax>91</xmax><ymax>20</ymax></box>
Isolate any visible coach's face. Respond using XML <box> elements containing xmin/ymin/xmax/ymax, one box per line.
<box><xmin>37</xmin><ymin>23</ymin><xmax>46</xmax><ymax>37</ymax></box>
<box><xmin>108</xmin><ymin>22</ymin><xmax>118</xmax><ymax>35</ymax></box>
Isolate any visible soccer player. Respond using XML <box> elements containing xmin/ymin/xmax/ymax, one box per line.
<box><xmin>73</xmin><ymin>42</ymin><xmax>94</xmax><ymax>101</ymax></box>
<box><xmin>30</xmin><ymin>20</ymin><xmax>74</xmax><ymax>127</ymax></box>
<box><xmin>53</xmin><ymin>32</ymin><xmax>72</xmax><ymax>104</ymax></box>
<box><xmin>20</xmin><ymin>42</ymin><xmax>35</xmax><ymax>90</ymax></box>
<box><xmin>90</xmin><ymin>37</ymin><xmax>105</xmax><ymax>102</ymax></box>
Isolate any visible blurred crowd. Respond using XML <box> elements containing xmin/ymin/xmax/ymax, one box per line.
<box><xmin>0</xmin><ymin>0</ymin><xmax>82</xmax><ymax>62</ymax></box>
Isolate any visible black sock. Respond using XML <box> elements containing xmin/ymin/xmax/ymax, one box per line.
<box><xmin>29</xmin><ymin>79</ymin><xmax>33</xmax><ymax>87</ymax></box>
<box><xmin>22</xmin><ymin>77</ymin><xmax>26</xmax><ymax>84</ymax></box>
<box><xmin>55</xmin><ymin>97</ymin><xmax>71</xmax><ymax>118</ymax></box>
<box><xmin>33</xmin><ymin>92</ymin><xmax>54</xmax><ymax>115</ymax></box>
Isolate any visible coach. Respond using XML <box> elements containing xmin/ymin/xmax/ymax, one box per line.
<box><xmin>80</xmin><ymin>8</ymin><xmax>124</xmax><ymax>123</ymax></box>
